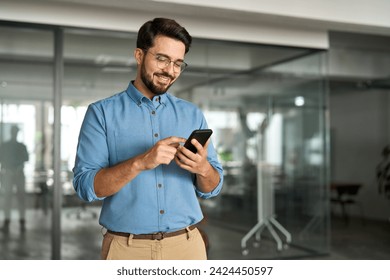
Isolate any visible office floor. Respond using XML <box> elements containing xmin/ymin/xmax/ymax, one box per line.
<box><xmin>1</xmin><ymin>206</ymin><xmax>389</xmax><ymax>260</ymax></box>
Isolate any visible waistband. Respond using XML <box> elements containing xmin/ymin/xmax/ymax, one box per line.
<box><xmin>107</xmin><ymin>225</ymin><xmax>197</xmax><ymax>241</ymax></box>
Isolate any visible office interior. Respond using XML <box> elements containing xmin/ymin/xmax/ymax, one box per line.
<box><xmin>0</xmin><ymin>1</ymin><xmax>390</xmax><ymax>260</ymax></box>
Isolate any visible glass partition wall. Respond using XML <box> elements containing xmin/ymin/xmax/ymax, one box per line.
<box><xmin>60</xmin><ymin>28</ymin><xmax>135</xmax><ymax>259</ymax></box>
<box><xmin>180</xmin><ymin>46</ymin><xmax>330</xmax><ymax>259</ymax></box>
<box><xmin>0</xmin><ymin>23</ymin><xmax>329</xmax><ymax>259</ymax></box>
<box><xmin>0</xmin><ymin>25</ymin><xmax>54</xmax><ymax>259</ymax></box>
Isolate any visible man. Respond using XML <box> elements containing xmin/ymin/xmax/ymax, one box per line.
<box><xmin>73</xmin><ymin>18</ymin><xmax>223</xmax><ymax>260</ymax></box>
<box><xmin>0</xmin><ymin>125</ymin><xmax>29</xmax><ymax>233</ymax></box>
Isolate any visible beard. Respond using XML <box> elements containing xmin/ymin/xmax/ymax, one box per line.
<box><xmin>140</xmin><ymin>61</ymin><xmax>176</xmax><ymax>96</ymax></box>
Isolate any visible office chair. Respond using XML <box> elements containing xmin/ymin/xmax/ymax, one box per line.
<box><xmin>331</xmin><ymin>183</ymin><xmax>365</xmax><ymax>225</ymax></box>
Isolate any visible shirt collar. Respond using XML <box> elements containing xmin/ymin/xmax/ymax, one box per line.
<box><xmin>126</xmin><ymin>81</ymin><xmax>167</xmax><ymax>106</ymax></box>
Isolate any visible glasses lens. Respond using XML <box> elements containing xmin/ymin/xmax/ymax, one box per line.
<box><xmin>150</xmin><ymin>51</ymin><xmax>188</xmax><ymax>72</ymax></box>
<box><xmin>155</xmin><ymin>56</ymin><xmax>169</xmax><ymax>67</ymax></box>
<box><xmin>179</xmin><ymin>62</ymin><xmax>187</xmax><ymax>72</ymax></box>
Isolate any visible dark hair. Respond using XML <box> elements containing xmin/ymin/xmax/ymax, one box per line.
<box><xmin>137</xmin><ymin>18</ymin><xmax>192</xmax><ymax>53</ymax></box>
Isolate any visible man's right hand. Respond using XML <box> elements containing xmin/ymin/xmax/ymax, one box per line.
<box><xmin>94</xmin><ymin>136</ymin><xmax>185</xmax><ymax>198</ymax></box>
<box><xmin>138</xmin><ymin>136</ymin><xmax>186</xmax><ymax>170</ymax></box>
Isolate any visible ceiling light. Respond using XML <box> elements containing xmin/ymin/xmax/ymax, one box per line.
<box><xmin>294</xmin><ymin>96</ymin><xmax>305</xmax><ymax>107</ymax></box>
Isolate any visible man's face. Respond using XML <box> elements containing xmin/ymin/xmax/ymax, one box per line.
<box><xmin>140</xmin><ymin>58</ymin><xmax>173</xmax><ymax>96</ymax></box>
<box><xmin>139</xmin><ymin>36</ymin><xmax>186</xmax><ymax>97</ymax></box>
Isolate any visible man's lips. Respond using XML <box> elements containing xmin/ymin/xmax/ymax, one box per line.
<box><xmin>155</xmin><ymin>73</ymin><xmax>174</xmax><ymax>84</ymax></box>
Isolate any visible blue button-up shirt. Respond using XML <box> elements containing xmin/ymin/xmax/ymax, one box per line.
<box><xmin>73</xmin><ymin>82</ymin><xmax>223</xmax><ymax>234</ymax></box>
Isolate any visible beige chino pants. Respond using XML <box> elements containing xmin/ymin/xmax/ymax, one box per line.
<box><xmin>101</xmin><ymin>227</ymin><xmax>207</xmax><ymax>260</ymax></box>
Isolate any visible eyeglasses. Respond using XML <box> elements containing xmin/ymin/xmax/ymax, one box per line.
<box><xmin>144</xmin><ymin>50</ymin><xmax>188</xmax><ymax>73</ymax></box>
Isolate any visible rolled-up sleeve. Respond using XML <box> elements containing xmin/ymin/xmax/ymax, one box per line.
<box><xmin>72</xmin><ymin>104</ymin><xmax>108</xmax><ymax>202</ymax></box>
<box><xmin>195</xmin><ymin>139</ymin><xmax>224</xmax><ymax>199</ymax></box>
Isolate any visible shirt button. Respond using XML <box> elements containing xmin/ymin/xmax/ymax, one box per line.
<box><xmin>157</xmin><ymin>184</ymin><xmax>162</xmax><ymax>188</ymax></box>
<box><xmin>151</xmin><ymin>111</ymin><xmax>156</xmax><ymax>115</ymax></box>
<box><xmin>160</xmin><ymin>210</ymin><xmax>165</xmax><ymax>214</ymax></box>
<box><xmin>154</xmin><ymin>133</ymin><xmax>159</xmax><ymax>137</ymax></box>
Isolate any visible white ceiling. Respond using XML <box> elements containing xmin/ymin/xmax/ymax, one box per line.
<box><xmin>1</xmin><ymin>0</ymin><xmax>390</xmax><ymax>107</ymax></box>
<box><xmin>41</xmin><ymin>0</ymin><xmax>390</xmax><ymax>33</ymax></box>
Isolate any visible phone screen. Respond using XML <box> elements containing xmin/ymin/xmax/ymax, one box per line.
<box><xmin>184</xmin><ymin>129</ymin><xmax>213</xmax><ymax>153</ymax></box>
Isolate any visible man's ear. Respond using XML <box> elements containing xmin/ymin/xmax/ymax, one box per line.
<box><xmin>134</xmin><ymin>48</ymin><xmax>144</xmax><ymax>65</ymax></box>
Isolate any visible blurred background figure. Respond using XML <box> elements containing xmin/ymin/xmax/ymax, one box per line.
<box><xmin>0</xmin><ymin>125</ymin><xmax>29</xmax><ymax>233</ymax></box>
<box><xmin>377</xmin><ymin>145</ymin><xmax>390</xmax><ymax>199</ymax></box>
<box><xmin>376</xmin><ymin>145</ymin><xmax>390</xmax><ymax>222</ymax></box>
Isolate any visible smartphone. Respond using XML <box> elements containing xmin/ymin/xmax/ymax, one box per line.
<box><xmin>184</xmin><ymin>129</ymin><xmax>213</xmax><ymax>153</ymax></box>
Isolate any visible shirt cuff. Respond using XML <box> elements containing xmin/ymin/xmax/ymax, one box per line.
<box><xmin>195</xmin><ymin>168</ymin><xmax>223</xmax><ymax>199</ymax></box>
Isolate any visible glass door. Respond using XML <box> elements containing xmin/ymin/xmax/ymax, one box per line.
<box><xmin>195</xmin><ymin>49</ymin><xmax>329</xmax><ymax>259</ymax></box>
<box><xmin>256</xmin><ymin>64</ymin><xmax>330</xmax><ymax>256</ymax></box>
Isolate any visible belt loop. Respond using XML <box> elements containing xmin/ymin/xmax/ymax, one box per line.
<box><xmin>185</xmin><ymin>226</ymin><xmax>193</xmax><ymax>240</ymax></box>
<box><xmin>127</xmin><ymin>234</ymin><xmax>134</xmax><ymax>246</ymax></box>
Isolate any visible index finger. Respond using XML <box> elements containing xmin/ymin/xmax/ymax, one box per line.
<box><xmin>160</xmin><ymin>136</ymin><xmax>186</xmax><ymax>145</ymax></box>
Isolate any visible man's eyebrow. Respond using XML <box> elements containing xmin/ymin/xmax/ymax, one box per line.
<box><xmin>156</xmin><ymin>52</ymin><xmax>184</xmax><ymax>62</ymax></box>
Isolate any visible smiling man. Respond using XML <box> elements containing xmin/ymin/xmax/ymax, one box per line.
<box><xmin>72</xmin><ymin>18</ymin><xmax>223</xmax><ymax>260</ymax></box>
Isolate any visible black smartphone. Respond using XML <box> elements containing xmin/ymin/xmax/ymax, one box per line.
<box><xmin>184</xmin><ymin>129</ymin><xmax>213</xmax><ymax>153</ymax></box>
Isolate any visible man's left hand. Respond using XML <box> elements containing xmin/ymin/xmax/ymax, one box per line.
<box><xmin>175</xmin><ymin>138</ymin><xmax>212</xmax><ymax>177</ymax></box>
